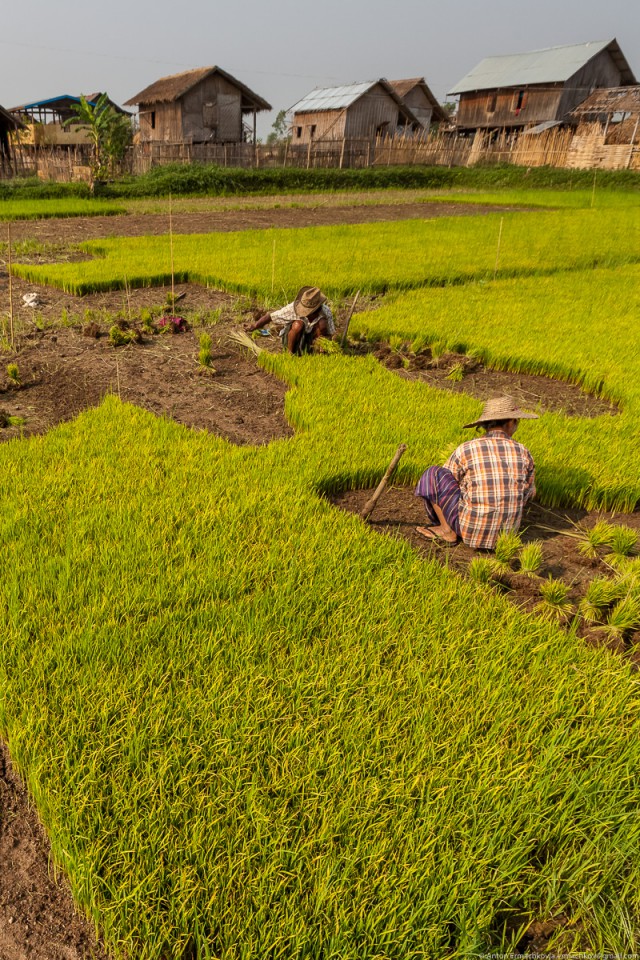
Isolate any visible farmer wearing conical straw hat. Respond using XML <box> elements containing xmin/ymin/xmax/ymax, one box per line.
<box><xmin>246</xmin><ymin>286</ymin><xmax>334</xmax><ymax>355</ymax></box>
<box><xmin>415</xmin><ymin>396</ymin><xmax>538</xmax><ymax>550</ymax></box>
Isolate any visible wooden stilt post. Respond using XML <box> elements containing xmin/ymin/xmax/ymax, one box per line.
<box><xmin>627</xmin><ymin>116</ymin><xmax>640</xmax><ymax>169</ymax></box>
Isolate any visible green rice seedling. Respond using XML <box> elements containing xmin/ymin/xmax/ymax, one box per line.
<box><xmin>4</xmin><ymin>336</ymin><xmax>640</xmax><ymax>955</ymax></box>
<box><xmin>388</xmin><ymin>334</ymin><xmax>404</xmax><ymax>353</ymax></box>
<box><xmin>6</xmin><ymin>363</ymin><xmax>20</xmax><ymax>386</ymax></box>
<box><xmin>609</xmin><ymin>525</ymin><xmax>638</xmax><ymax>557</ymax></box>
<box><xmin>313</xmin><ymin>336</ymin><xmax>341</xmax><ymax>355</ymax></box>
<box><xmin>518</xmin><ymin>540</ymin><xmax>544</xmax><ymax>576</ymax></box>
<box><xmin>0</xmin><ymin>410</ymin><xmax>25</xmax><ymax>428</ymax></box>
<box><xmin>579</xmin><ymin>576</ymin><xmax>626</xmax><ymax>623</ymax></box>
<box><xmin>139</xmin><ymin>308</ymin><xmax>156</xmax><ymax>334</ymax></box>
<box><xmin>198</xmin><ymin>333</ymin><xmax>214</xmax><ymax>370</ymax></box>
<box><xmin>227</xmin><ymin>328</ymin><xmax>263</xmax><ymax>357</ymax></box>
<box><xmin>467</xmin><ymin>556</ymin><xmax>496</xmax><ymax>585</ymax></box>
<box><xmin>430</xmin><ymin>340</ymin><xmax>447</xmax><ymax>360</ymax></box>
<box><xmin>577</xmin><ymin>521</ymin><xmax>615</xmax><ymax>559</ymax></box>
<box><xmin>410</xmin><ymin>333</ymin><xmax>429</xmax><ymax>355</ymax></box>
<box><xmin>536</xmin><ymin>576</ymin><xmax>574</xmax><ymax>620</ymax></box>
<box><xmin>604</xmin><ymin>595</ymin><xmax>640</xmax><ymax>640</ymax></box>
<box><xmin>109</xmin><ymin>324</ymin><xmax>141</xmax><ymax>347</ymax></box>
<box><xmin>446</xmin><ymin>361</ymin><xmax>465</xmax><ymax>382</ymax></box>
<box><xmin>494</xmin><ymin>529</ymin><xmax>523</xmax><ymax>566</ymax></box>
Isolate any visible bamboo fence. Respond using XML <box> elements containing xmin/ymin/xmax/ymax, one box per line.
<box><xmin>2</xmin><ymin>122</ymin><xmax>639</xmax><ymax>181</ymax></box>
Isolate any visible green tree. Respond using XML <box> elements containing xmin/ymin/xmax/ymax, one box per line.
<box><xmin>65</xmin><ymin>93</ymin><xmax>133</xmax><ymax>190</ymax></box>
<box><xmin>266</xmin><ymin>109</ymin><xmax>290</xmax><ymax>144</ymax></box>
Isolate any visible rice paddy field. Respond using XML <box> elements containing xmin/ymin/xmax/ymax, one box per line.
<box><xmin>0</xmin><ymin>198</ymin><xmax>126</xmax><ymax>220</ymax></box>
<box><xmin>2</xmin><ymin>182</ymin><xmax>640</xmax><ymax>956</ymax></box>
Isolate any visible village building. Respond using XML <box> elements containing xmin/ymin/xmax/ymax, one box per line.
<box><xmin>125</xmin><ymin>67</ymin><xmax>271</xmax><ymax>145</ymax></box>
<box><xmin>10</xmin><ymin>94</ymin><xmax>128</xmax><ymax>148</ymax></box>
<box><xmin>290</xmin><ymin>80</ymin><xmax>421</xmax><ymax>144</ymax></box>
<box><xmin>0</xmin><ymin>104</ymin><xmax>20</xmax><ymax>172</ymax></box>
<box><xmin>388</xmin><ymin>79</ymin><xmax>448</xmax><ymax>130</ymax></box>
<box><xmin>448</xmin><ymin>39</ymin><xmax>636</xmax><ymax>133</ymax></box>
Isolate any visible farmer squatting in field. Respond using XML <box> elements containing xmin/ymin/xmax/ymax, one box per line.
<box><xmin>246</xmin><ymin>286</ymin><xmax>334</xmax><ymax>354</ymax></box>
<box><xmin>415</xmin><ymin>396</ymin><xmax>537</xmax><ymax>550</ymax></box>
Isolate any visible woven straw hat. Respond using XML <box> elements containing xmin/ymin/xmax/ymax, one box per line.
<box><xmin>294</xmin><ymin>286</ymin><xmax>327</xmax><ymax>317</ymax></box>
<box><xmin>463</xmin><ymin>395</ymin><xmax>539</xmax><ymax>429</ymax></box>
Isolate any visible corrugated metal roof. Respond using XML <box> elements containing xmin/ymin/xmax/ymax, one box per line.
<box><xmin>449</xmin><ymin>39</ymin><xmax>623</xmax><ymax>95</ymax></box>
<box><xmin>291</xmin><ymin>81</ymin><xmax>378</xmax><ymax>113</ymax></box>
<box><xmin>520</xmin><ymin>120</ymin><xmax>562</xmax><ymax>135</ymax></box>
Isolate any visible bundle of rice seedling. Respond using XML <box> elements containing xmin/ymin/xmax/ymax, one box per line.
<box><xmin>536</xmin><ymin>576</ymin><xmax>574</xmax><ymax>620</ymax></box>
<box><xmin>227</xmin><ymin>329</ymin><xmax>263</xmax><ymax>357</ymax></box>
<box><xmin>579</xmin><ymin>576</ymin><xmax>626</xmax><ymax>623</ymax></box>
<box><xmin>518</xmin><ymin>541</ymin><xmax>544</xmax><ymax>577</ymax></box>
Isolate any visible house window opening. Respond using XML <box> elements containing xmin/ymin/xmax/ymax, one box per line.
<box><xmin>515</xmin><ymin>90</ymin><xmax>526</xmax><ymax>113</ymax></box>
<box><xmin>296</xmin><ymin>126</ymin><xmax>302</xmax><ymax>138</ymax></box>
<box><xmin>487</xmin><ymin>93</ymin><xmax>497</xmax><ymax>113</ymax></box>
<box><xmin>150</xmin><ymin>111</ymin><xmax>156</xmax><ymax>130</ymax></box>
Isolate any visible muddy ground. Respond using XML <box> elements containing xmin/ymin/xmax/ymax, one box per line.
<box><xmin>333</xmin><ymin>488</ymin><xmax>640</xmax><ymax>661</ymax></box>
<box><xmin>0</xmin><ymin>201</ymin><xmax>635</xmax><ymax>957</ymax></box>
<box><xmin>0</xmin><ymin>743</ymin><xmax>110</xmax><ymax>960</ymax></box>
<box><xmin>0</xmin><ymin>283</ymin><xmax>291</xmax><ymax>448</ymax></box>
<box><xmin>4</xmin><ymin>199</ymin><xmax>519</xmax><ymax>245</ymax></box>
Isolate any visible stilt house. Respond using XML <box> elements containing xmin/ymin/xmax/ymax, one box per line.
<box><xmin>10</xmin><ymin>94</ymin><xmax>128</xmax><ymax>147</ymax></box>
<box><xmin>290</xmin><ymin>80</ymin><xmax>420</xmax><ymax>144</ymax></box>
<box><xmin>125</xmin><ymin>67</ymin><xmax>271</xmax><ymax>144</ymax></box>
<box><xmin>388</xmin><ymin>79</ymin><xmax>448</xmax><ymax>130</ymax></box>
<box><xmin>449</xmin><ymin>39</ymin><xmax>636</xmax><ymax>132</ymax></box>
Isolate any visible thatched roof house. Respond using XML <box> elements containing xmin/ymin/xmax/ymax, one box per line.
<box><xmin>449</xmin><ymin>39</ymin><xmax>637</xmax><ymax>132</ymax></box>
<box><xmin>290</xmin><ymin>79</ymin><xmax>420</xmax><ymax>143</ymax></box>
<box><xmin>388</xmin><ymin>79</ymin><xmax>448</xmax><ymax>129</ymax></box>
<box><xmin>125</xmin><ymin>67</ymin><xmax>271</xmax><ymax>144</ymax></box>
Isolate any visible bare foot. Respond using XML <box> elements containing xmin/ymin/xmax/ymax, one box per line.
<box><xmin>416</xmin><ymin>525</ymin><xmax>458</xmax><ymax>544</ymax></box>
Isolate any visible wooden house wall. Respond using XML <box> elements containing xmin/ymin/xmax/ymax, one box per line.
<box><xmin>291</xmin><ymin>110</ymin><xmax>346</xmax><ymax>143</ymax></box>
<box><xmin>557</xmin><ymin>50</ymin><xmax>623</xmax><ymax>120</ymax></box>
<box><xmin>344</xmin><ymin>85</ymin><xmax>400</xmax><ymax>138</ymax></box>
<box><xmin>138</xmin><ymin>101</ymin><xmax>182</xmax><ymax>142</ymax></box>
<box><xmin>457</xmin><ymin>49</ymin><xmax>626</xmax><ymax>131</ymax></box>
<box><xmin>181</xmin><ymin>74</ymin><xmax>242</xmax><ymax>142</ymax></box>
<box><xmin>401</xmin><ymin>88</ymin><xmax>433</xmax><ymax>131</ymax></box>
<box><xmin>457</xmin><ymin>83</ymin><xmax>564</xmax><ymax>129</ymax></box>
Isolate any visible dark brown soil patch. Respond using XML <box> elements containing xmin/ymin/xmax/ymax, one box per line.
<box><xmin>332</xmin><ymin>486</ymin><xmax>640</xmax><ymax>661</ymax></box>
<box><xmin>0</xmin><ymin>742</ymin><xmax>111</xmax><ymax>960</ymax></box>
<box><xmin>0</xmin><ymin>283</ymin><xmax>291</xmax><ymax>447</ymax></box>
<box><xmin>372</xmin><ymin>346</ymin><xmax>619</xmax><ymax>419</ymax></box>
<box><xmin>5</xmin><ymin>201</ymin><xmax>519</xmax><ymax>245</ymax></box>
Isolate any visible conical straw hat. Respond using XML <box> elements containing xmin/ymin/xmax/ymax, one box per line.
<box><xmin>463</xmin><ymin>395</ymin><xmax>539</xmax><ymax>429</ymax></box>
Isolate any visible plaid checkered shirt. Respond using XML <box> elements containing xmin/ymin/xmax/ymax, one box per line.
<box><xmin>445</xmin><ymin>428</ymin><xmax>536</xmax><ymax>550</ymax></box>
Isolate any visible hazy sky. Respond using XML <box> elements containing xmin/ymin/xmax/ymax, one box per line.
<box><xmin>2</xmin><ymin>0</ymin><xmax>638</xmax><ymax>137</ymax></box>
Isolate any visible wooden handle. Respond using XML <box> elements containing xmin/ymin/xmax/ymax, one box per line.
<box><xmin>361</xmin><ymin>444</ymin><xmax>408</xmax><ymax>521</ymax></box>
<box><xmin>340</xmin><ymin>290</ymin><xmax>361</xmax><ymax>347</ymax></box>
